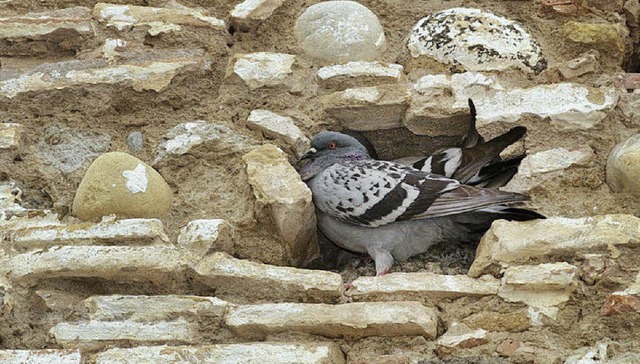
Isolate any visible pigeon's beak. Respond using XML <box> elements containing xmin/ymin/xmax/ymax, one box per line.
<box><xmin>300</xmin><ymin>147</ymin><xmax>317</xmax><ymax>161</ymax></box>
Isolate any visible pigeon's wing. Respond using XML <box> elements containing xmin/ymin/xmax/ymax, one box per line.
<box><xmin>312</xmin><ymin>160</ymin><xmax>459</xmax><ymax>227</ymax></box>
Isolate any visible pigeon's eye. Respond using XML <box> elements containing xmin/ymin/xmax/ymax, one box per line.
<box><xmin>327</xmin><ymin>141</ymin><xmax>337</xmax><ymax>150</ymax></box>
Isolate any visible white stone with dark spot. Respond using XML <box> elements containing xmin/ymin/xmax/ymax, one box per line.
<box><xmin>408</xmin><ymin>8</ymin><xmax>546</xmax><ymax>73</ymax></box>
<box><xmin>294</xmin><ymin>1</ymin><xmax>386</xmax><ymax>63</ymax></box>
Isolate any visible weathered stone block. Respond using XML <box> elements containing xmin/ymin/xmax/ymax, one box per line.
<box><xmin>72</xmin><ymin>152</ymin><xmax>173</xmax><ymax>221</ymax></box>
<box><xmin>320</xmin><ymin>85</ymin><xmax>410</xmax><ymax>131</ymax></box>
<box><xmin>246</xmin><ymin>109</ymin><xmax>310</xmax><ymax>157</ymax></box>
<box><xmin>606</xmin><ymin>133</ymin><xmax>640</xmax><ymax>196</ymax></box>
<box><xmin>0</xmin><ymin>49</ymin><xmax>207</xmax><ymax>98</ymax></box>
<box><xmin>228</xmin><ymin>52</ymin><xmax>296</xmax><ymax>89</ymax></box>
<box><xmin>601</xmin><ymin>291</ymin><xmax>640</xmax><ymax>315</ymax></box>
<box><xmin>93</xmin><ymin>3</ymin><xmax>225</xmax><ymax>35</ymax></box>
<box><xmin>408</xmin><ymin>8</ymin><xmax>546</xmax><ymax>73</ymax></box>
<box><xmin>476</xmin><ymin>83</ymin><xmax>618</xmax><ymax>131</ymax></box>
<box><xmin>11</xmin><ymin>218</ymin><xmax>170</xmax><ymax>253</ymax></box>
<box><xmin>93</xmin><ymin>343</ymin><xmax>346</xmax><ymax>364</ymax></box>
<box><xmin>231</xmin><ymin>0</ymin><xmax>285</xmax><ymax>31</ymax></box>
<box><xmin>177</xmin><ymin>219</ymin><xmax>234</xmax><ymax>259</ymax></box>
<box><xmin>50</xmin><ymin>319</ymin><xmax>197</xmax><ymax>350</ymax></box>
<box><xmin>225</xmin><ymin>301</ymin><xmax>438</xmax><ymax>339</ymax></box>
<box><xmin>0</xmin><ymin>7</ymin><xmax>92</xmax><ymax>56</ymax></box>
<box><xmin>563</xmin><ymin>21</ymin><xmax>627</xmax><ymax>53</ymax></box>
<box><xmin>195</xmin><ymin>252</ymin><xmax>342</xmax><ymax>302</ymax></box>
<box><xmin>469</xmin><ymin>215</ymin><xmax>640</xmax><ymax>277</ymax></box>
<box><xmin>85</xmin><ymin>295</ymin><xmax>230</xmax><ymax>323</ymax></box>
<box><xmin>498</xmin><ymin>263</ymin><xmax>579</xmax><ymax>307</ymax></box>
<box><xmin>9</xmin><ymin>246</ymin><xmax>193</xmax><ymax>285</ymax></box>
<box><xmin>348</xmin><ymin>272</ymin><xmax>499</xmax><ymax>301</ymax></box>
<box><xmin>502</xmin><ymin>146</ymin><xmax>596</xmax><ymax>193</ymax></box>
<box><xmin>243</xmin><ymin>144</ymin><xmax>318</xmax><ymax>266</ymax></box>
<box><xmin>0</xmin><ymin>349</ymin><xmax>82</xmax><ymax>364</ymax></box>
<box><xmin>558</xmin><ymin>51</ymin><xmax>599</xmax><ymax>79</ymax></box>
<box><xmin>0</xmin><ymin>123</ymin><xmax>22</xmax><ymax>150</ymax></box>
<box><xmin>317</xmin><ymin>61</ymin><xmax>404</xmax><ymax>89</ymax></box>
<box><xmin>436</xmin><ymin>322</ymin><xmax>488</xmax><ymax>357</ymax></box>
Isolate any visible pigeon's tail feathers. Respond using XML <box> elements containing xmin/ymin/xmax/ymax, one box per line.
<box><xmin>477</xmin><ymin>206</ymin><xmax>546</xmax><ymax>221</ymax></box>
<box><xmin>413</xmin><ymin>185</ymin><xmax>530</xmax><ymax>220</ymax></box>
<box><xmin>470</xmin><ymin>155</ymin><xmax>525</xmax><ymax>188</ymax></box>
<box><xmin>462</xmin><ymin>99</ymin><xmax>484</xmax><ymax>148</ymax></box>
<box><xmin>485</xmin><ymin>126</ymin><xmax>527</xmax><ymax>151</ymax></box>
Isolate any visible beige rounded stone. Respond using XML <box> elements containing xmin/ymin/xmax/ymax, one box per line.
<box><xmin>606</xmin><ymin>133</ymin><xmax>640</xmax><ymax>196</ymax></box>
<box><xmin>72</xmin><ymin>152</ymin><xmax>172</xmax><ymax>221</ymax></box>
<box><xmin>294</xmin><ymin>1</ymin><xmax>386</xmax><ymax>63</ymax></box>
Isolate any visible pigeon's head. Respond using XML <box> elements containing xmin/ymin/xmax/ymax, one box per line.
<box><xmin>298</xmin><ymin>131</ymin><xmax>370</xmax><ymax>181</ymax></box>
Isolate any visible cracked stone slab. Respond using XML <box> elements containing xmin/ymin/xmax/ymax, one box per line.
<box><xmin>93</xmin><ymin>3</ymin><xmax>225</xmax><ymax>35</ymax></box>
<box><xmin>0</xmin><ymin>349</ymin><xmax>82</xmax><ymax>364</ymax></box>
<box><xmin>10</xmin><ymin>218</ymin><xmax>170</xmax><ymax>253</ymax></box>
<box><xmin>348</xmin><ymin>272</ymin><xmax>499</xmax><ymax>301</ymax></box>
<box><xmin>225</xmin><ymin>301</ymin><xmax>438</xmax><ymax>339</ymax></box>
<box><xmin>8</xmin><ymin>246</ymin><xmax>194</xmax><ymax>285</ymax></box>
<box><xmin>320</xmin><ymin>85</ymin><xmax>410</xmax><ymax>131</ymax></box>
<box><xmin>195</xmin><ymin>252</ymin><xmax>343</xmax><ymax>303</ymax></box>
<box><xmin>469</xmin><ymin>215</ymin><xmax>640</xmax><ymax>277</ymax></box>
<box><xmin>408</xmin><ymin>8</ymin><xmax>546</xmax><ymax>73</ymax></box>
<box><xmin>50</xmin><ymin>319</ymin><xmax>197</xmax><ymax>351</ymax></box>
<box><xmin>0</xmin><ymin>49</ymin><xmax>207</xmax><ymax>98</ymax></box>
<box><xmin>93</xmin><ymin>343</ymin><xmax>346</xmax><ymax>364</ymax></box>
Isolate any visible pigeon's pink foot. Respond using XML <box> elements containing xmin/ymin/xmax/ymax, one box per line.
<box><xmin>370</xmin><ymin>248</ymin><xmax>394</xmax><ymax>277</ymax></box>
<box><xmin>376</xmin><ymin>268</ymin><xmax>390</xmax><ymax>277</ymax></box>
<box><xmin>343</xmin><ymin>282</ymin><xmax>353</xmax><ymax>290</ymax></box>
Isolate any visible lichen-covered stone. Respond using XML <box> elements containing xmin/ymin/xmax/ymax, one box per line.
<box><xmin>408</xmin><ymin>8</ymin><xmax>546</xmax><ymax>73</ymax></box>
<box><xmin>228</xmin><ymin>52</ymin><xmax>295</xmax><ymax>89</ymax></box>
<box><xmin>225</xmin><ymin>301</ymin><xmax>438</xmax><ymax>339</ymax></box>
<box><xmin>93</xmin><ymin>3</ymin><xmax>225</xmax><ymax>35</ymax></box>
<box><xmin>606</xmin><ymin>133</ymin><xmax>640</xmax><ymax>196</ymax></box>
<box><xmin>469</xmin><ymin>215</ymin><xmax>640</xmax><ymax>277</ymax></box>
<box><xmin>563</xmin><ymin>21</ymin><xmax>627</xmax><ymax>53</ymax></box>
<box><xmin>72</xmin><ymin>152</ymin><xmax>172</xmax><ymax>221</ymax></box>
<box><xmin>502</xmin><ymin>146</ymin><xmax>596</xmax><ymax>193</ymax></box>
<box><xmin>195</xmin><ymin>252</ymin><xmax>342</xmax><ymax>303</ymax></box>
<box><xmin>242</xmin><ymin>144</ymin><xmax>318</xmax><ymax>266</ymax></box>
<box><xmin>320</xmin><ymin>85</ymin><xmax>410</xmax><ymax>131</ymax></box>
<box><xmin>93</xmin><ymin>343</ymin><xmax>346</xmax><ymax>364</ymax></box>
<box><xmin>294</xmin><ymin>1</ymin><xmax>386</xmax><ymax>63</ymax></box>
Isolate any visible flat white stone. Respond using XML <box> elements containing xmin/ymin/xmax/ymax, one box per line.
<box><xmin>502</xmin><ymin>146</ymin><xmax>596</xmax><ymax>193</ymax></box>
<box><xmin>93</xmin><ymin>3</ymin><xmax>226</xmax><ymax>34</ymax></box>
<box><xmin>11</xmin><ymin>218</ymin><xmax>170</xmax><ymax>252</ymax></box>
<box><xmin>9</xmin><ymin>246</ymin><xmax>193</xmax><ymax>284</ymax></box>
<box><xmin>469</xmin><ymin>215</ymin><xmax>640</xmax><ymax>277</ymax></box>
<box><xmin>85</xmin><ymin>295</ymin><xmax>230</xmax><ymax>322</ymax></box>
<box><xmin>498</xmin><ymin>263</ymin><xmax>579</xmax><ymax>307</ymax></box>
<box><xmin>231</xmin><ymin>52</ymin><xmax>295</xmax><ymax>89</ymax></box>
<box><xmin>246</xmin><ymin>109</ymin><xmax>309</xmax><ymax>153</ymax></box>
<box><xmin>225</xmin><ymin>301</ymin><xmax>438</xmax><ymax>339</ymax></box>
<box><xmin>93</xmin><ymin>343</ymin><xmax>346</xmax><ymax>364</ymax></box>
<box><xmin>475</xmin><ymin>84</ymin><xmax>618</xmax><ymax>129</ymax></box>
<box><xmin>437</xmin><ymin>322</ymin><xmax>487</xmax><ymax>348</ymax></box>
<box><xmin>317</xmin><ymin>61</ymin><xmax>403</xmax><ymax>87</ymax></box>
<box><xmin>195</xmin><ymin>252</ymin><xmax>341</xmax><ymax>302</ymax></box>
<box><xmin>349</xmin><ymin>272</ymin><xmax>499</xmax><ymax>301</ymax></box>
<box><xmin>0</xmin><ymin>7</ymin><xmax>92</xmax><ymax>40</ymax></box>
<box><xmin>231</xmin><ymin>0</ymin><xmax>285</xmax><ymax>30</ymax></box>
<box><xmin>0</xmin><ymin>349</ymin><xmax>82</xmax><ymax>364</ymax></box>
<box><xmin>408</xmin><ymin>8</ymin><xmax>546</xmax><ymax>73</ymax></box>
<box><xmin>51</xmin><ymin>319</ymin><xmax>197</xmax><ymax>350</ymax></box>
<box><xmin>177</xmin><ymin>219</ymin><xmax>234</xmax><ymax>258</ymax></box>
<box><xmin>294</xmin><ymin>1</ymin><xmax>386</xmax><ymax>63</ymax></box>
<box><xmin>606</xmin><ymin>133</ymin><xmax>640</xmax><ymax>196</ymax></box>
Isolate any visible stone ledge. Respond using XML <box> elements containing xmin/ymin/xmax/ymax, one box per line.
<box><xmin>85</xmin><ymin>295</ymin><xmax>231</xmax><ymax>323</ymax></box>
<box><xmin>195</xmin><ymin>252</ymin><xmax>342</xmax><ymax>303</ymax></box>
<box><xmin>11</xmin><ymin>218</ymin><xmax>170</xmax><ymax>253</ymax></box>
<box><xmin>317</xmin><ymin>61</ymin><xmax>404</xmax><ymax>89</ymax></box>
<box><xmin>0</xmin><ymin>349</ymin><xmax>82</xmax><ymax>364</ymax></box>
<box><xmin>224</xmin><ymin>301</ymin><xmax>438</xmax><ymax>339</ymax></box>
<box><xmin>93</xmin><ymin>343</ymin><xmax>345</xmax><ymax>364</ymax></box>
<box><xmin>348</xmin><ymin>272</ymin><xmax>500</xmax><ymax>301</ymax></box>
<box><xmin>50</xmin><ymin>319</ymin><xmax>197</xmax><ymax>350</ymax></box>
<box><xmin>469</xmin><ymin>215</ymin><xmax>640</xmax><ymax>277</ymax></box>
<box><xmin>0</xmin><ymin>49</ymin><xmax>207</xmax><ymax>98</ymax></box>
<box><xmin>8</xmin><ymin>246</ymin><xmax>193</xmax><ymax>285</ymax></box>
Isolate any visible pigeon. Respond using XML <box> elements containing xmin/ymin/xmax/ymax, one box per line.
<box><xmin>298</xmin><ymin>131</ymin><xmax>542</xmax><ymax>276</ymax></box>
<box><xmin>394</xmin><ymin>99</ymin><xmax>526</xmax><ymax>188</ymax></box>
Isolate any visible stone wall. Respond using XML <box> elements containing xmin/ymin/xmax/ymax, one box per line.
<box><xmin>1</xmin><ymin>0</ymin><xmax>640</xmax><ymax>362</ymax></box>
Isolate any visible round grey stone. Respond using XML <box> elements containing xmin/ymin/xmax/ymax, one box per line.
<box><xmin>407</xmin><ymin>7</ymin><xmax>546</xmax><ymax>73</ymax></box>
<box><xmin>127</xmin><ymin>131</ymin><xmax>144</xmax><ymax>153</ymax></box>
<box><xmin>606</xmin><ymin>133</ymin><xmax>640</xmax><ymax>196</ymax></box>
<box><xmin>294</xmin><ymin>1</ymin><xmax>386</xmax><ymax>63</ymax></box>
